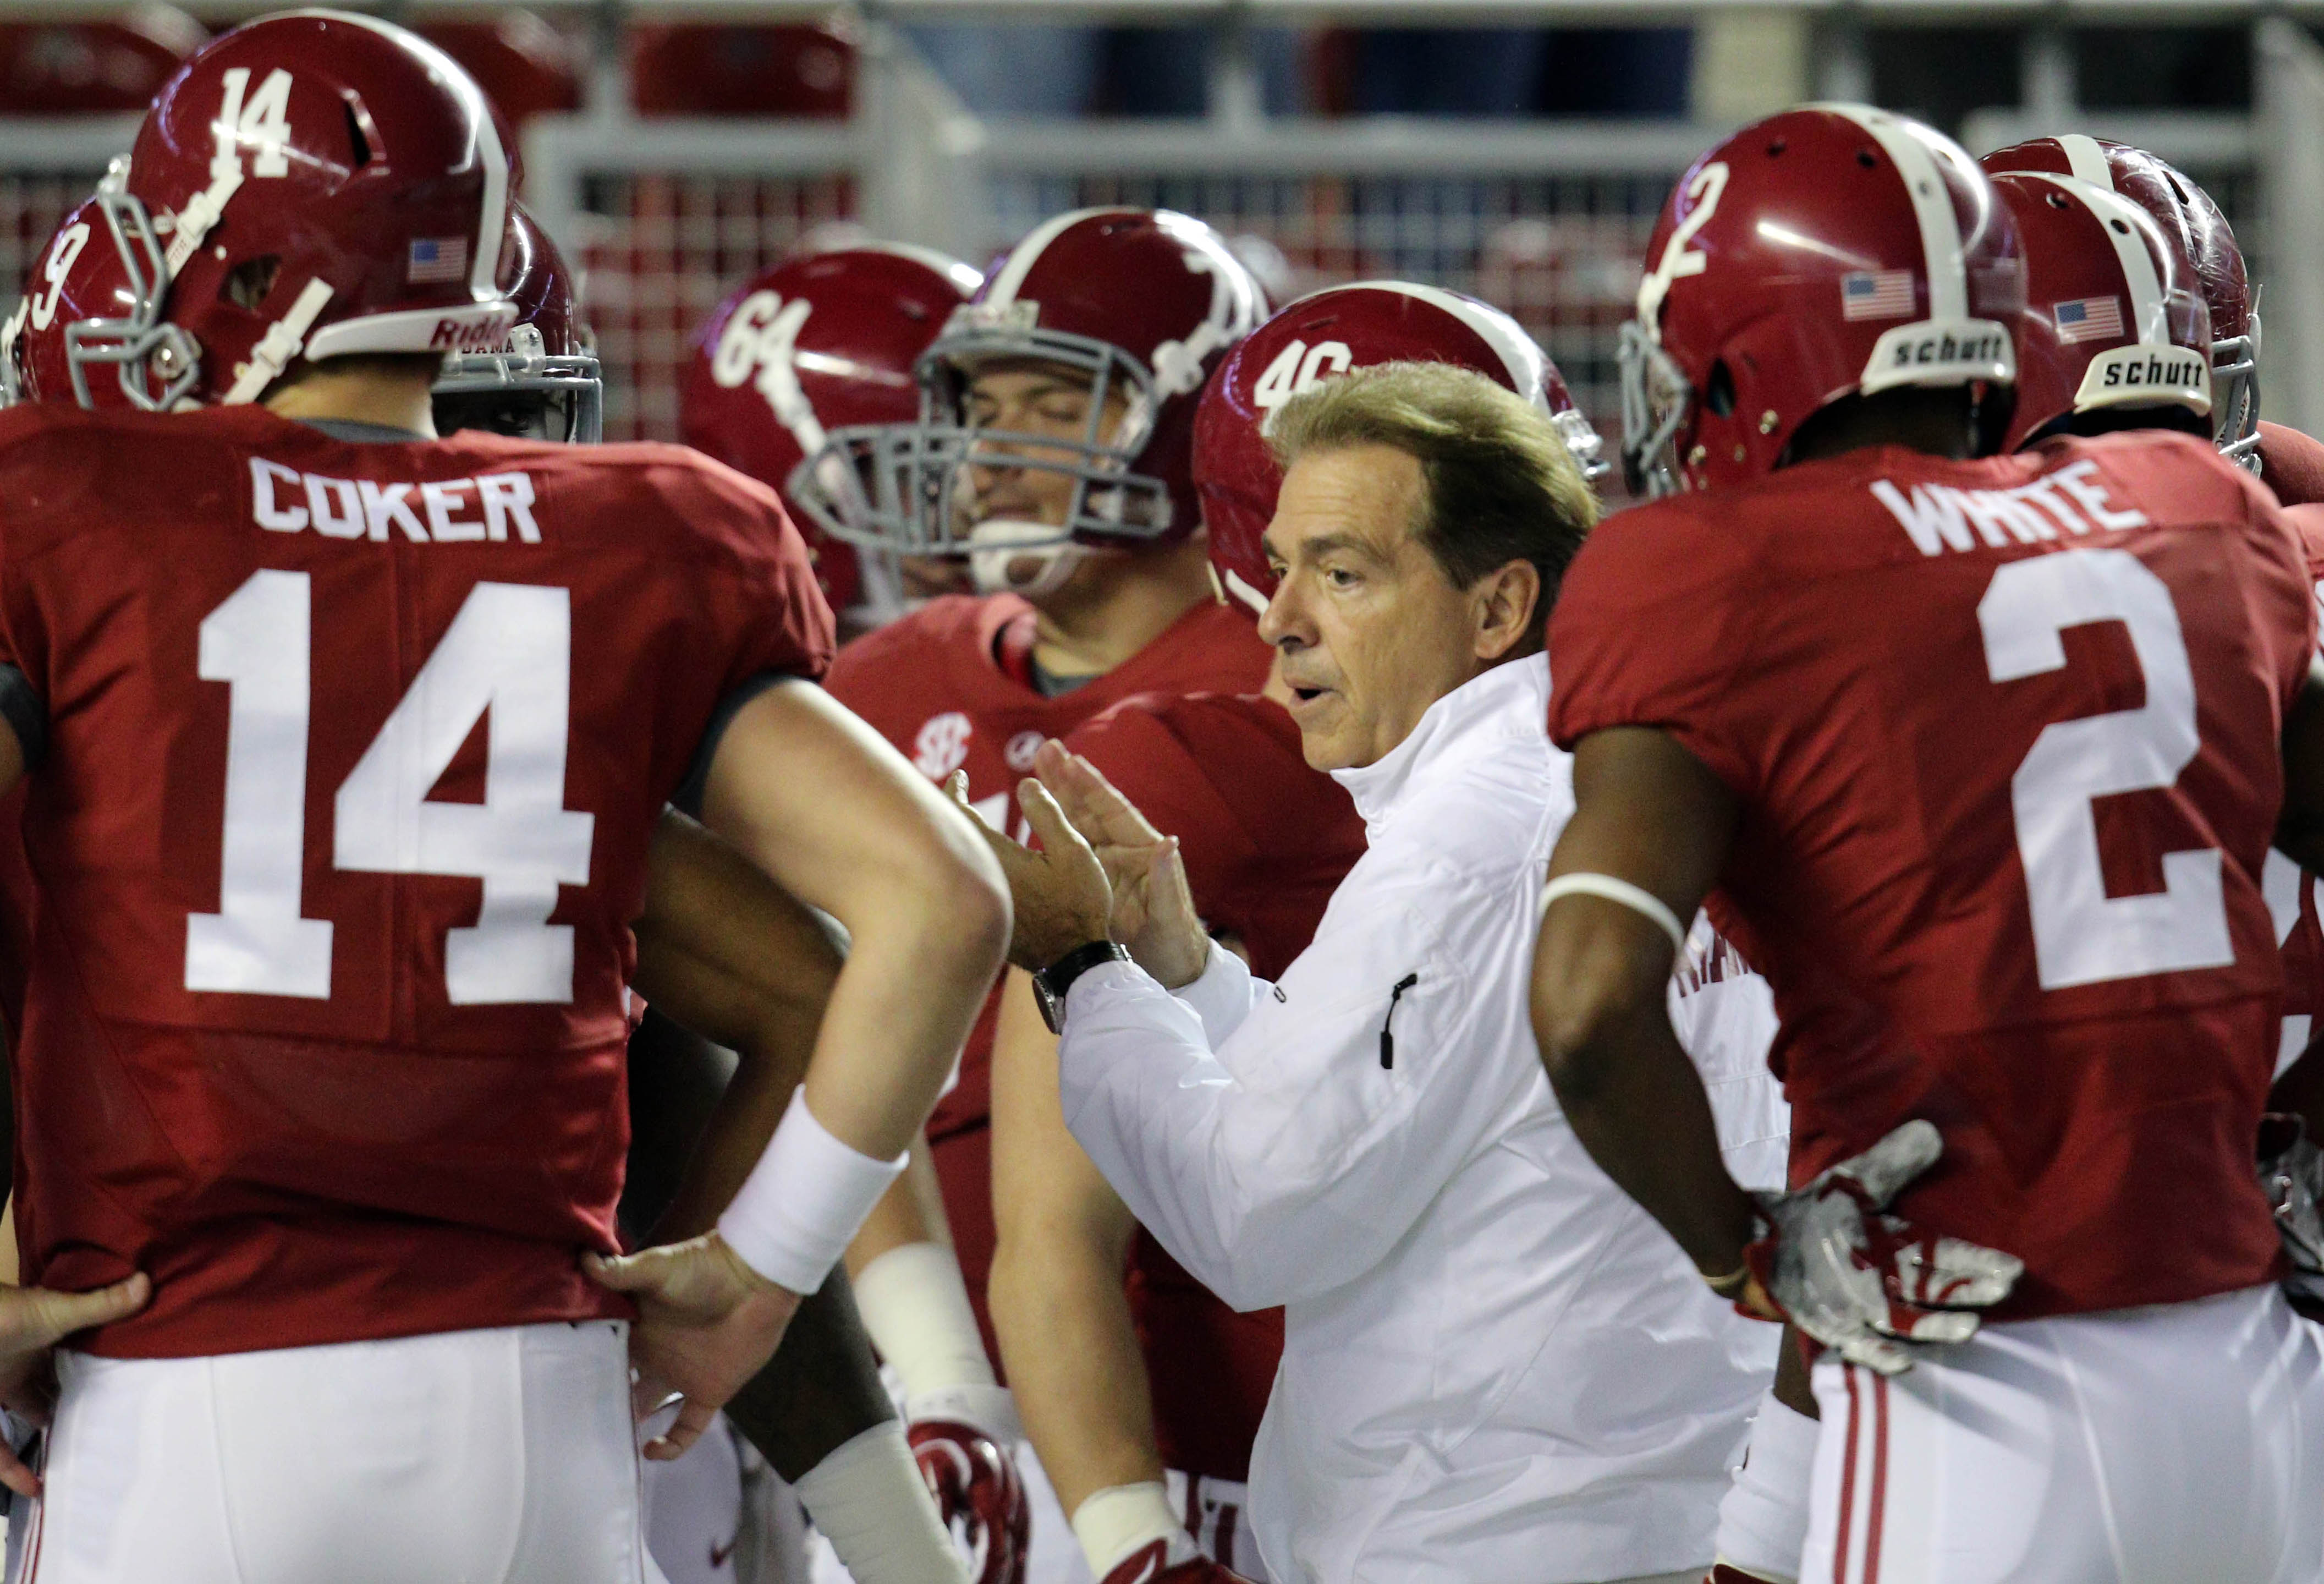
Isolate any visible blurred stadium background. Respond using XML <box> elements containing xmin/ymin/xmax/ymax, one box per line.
<box><xmin>3</xmin><ymin>0</ymin><xmax>2321</xmax><ymax>462</ymax></box>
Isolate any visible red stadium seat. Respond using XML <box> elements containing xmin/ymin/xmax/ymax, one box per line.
<box><xmin>0</xmin><ymin>9</ymin><xmax>204</xmax><ymax>115</ymax></box>
<box><xmin>628</xmin><ymin>23</ymin><xmax>853</xmax><ymax>118</ymax></box>
<box><xmin>415</xmin><ymin>12</ymin><xmax>583</xmax><ymax>129</ymax></box>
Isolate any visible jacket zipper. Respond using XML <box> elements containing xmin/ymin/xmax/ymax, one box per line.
<box><xmin>1379</xmin><ymin>973</ymin><xmax>1419</xmax><ymax>1068</ymax></box>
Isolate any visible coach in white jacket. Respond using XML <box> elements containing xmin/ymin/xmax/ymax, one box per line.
<box><xmin>983</xmin><ymin>364</ymin><xmax>1777</xmax><ymax>1584</ymax></box>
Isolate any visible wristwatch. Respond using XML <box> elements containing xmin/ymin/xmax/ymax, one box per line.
<box><xmin>1032</xmin><ymin>940</ymin><xmax>1132</xmax><ymax>1034</ymax></box>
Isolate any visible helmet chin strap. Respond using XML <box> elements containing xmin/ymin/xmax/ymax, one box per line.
<box><xmin>968</xmin><ymin>519</ymin><xmax>1087</xmax><ymax>599</ymax></box>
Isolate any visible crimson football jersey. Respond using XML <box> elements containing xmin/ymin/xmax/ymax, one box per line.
<box><xmin>0</xmin><ymin>402</ymin><xmax>832</xmax><ymax>1358</ymax></box>
<box><xmin>823</xmin><ymin>594</ymin><xmax>1269</xmax><ymax>1360</ymax></box>
<box><xmin>1550</xmin><ymin>431</ymin><xmax>2312</xmax><ymax>1319</ymax></box>
<box><xmin>1064</xmin><ymin>688</ymin><xmax>1366</xmax><ymax>1481</ymax></box>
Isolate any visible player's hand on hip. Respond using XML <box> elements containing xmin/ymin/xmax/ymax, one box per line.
<box><xmin>2258</xmin><ymin>1114</ymin><xmax>2324</xmax><ymax>1317</ymax></box>
<box><xmin>0</xmin><ymin>1270</ymin><xmax>149</xmax><ymax>1496</ymax></box>
<box><xmin>1744</xmin><ymin>1120</ymin><xmax>2022</xmax><ymax>1376</ymax></box>
<box><xmin>584</xmin><ymin>1234</ymin><xmax>800</xmax><ymax>1461</ymax></box>
<box><xmin>944</xmin><ymin>770</ymin><xmax>1114</xmax><ymax>971</ymax></box>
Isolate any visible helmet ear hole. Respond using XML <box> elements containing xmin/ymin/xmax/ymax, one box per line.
<box><xmin>221</xmin><ymin>255</ymin><xmax>282</xmax><ymax>313</ymax></box>
<box><xmin>1704</xmin><ymin>358</ymin><xmax>1737</xmax><ymax>418</ymax></box>
<box><xmin>342</xmin><ymin>97</ymin><xmax>373</xmax><ymax>169</ymax></box>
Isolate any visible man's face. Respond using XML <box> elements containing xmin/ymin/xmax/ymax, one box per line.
<box><xmin>960</xmin><ymin>360</ymin><xmax>1130</xmax><ymax>531</ymax></box>
<box><xmin>1259</xmin><ymin>444</ymin><xmax>1488</xmax><ymax>772</ymax></box>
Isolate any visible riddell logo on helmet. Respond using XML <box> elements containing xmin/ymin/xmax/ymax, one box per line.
<box><xmin>429</xmin><ymin>311</ymin><xmax>519</xmax><ymax>354</ymax></box>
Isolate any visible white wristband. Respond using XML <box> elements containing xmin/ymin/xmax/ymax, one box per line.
<box><xmin>853</xmin><ymin>1241</ymin><xmax>999</xmax><ymax>1404</ymax></box>
<box><xmin>1072</xmin><ymin>1479</ymin><xmax>1190</xmax><ymax>1578</ymax></box>
<box><xmin>795</xmin><ymin>1422</ymin><xmax>969</xmax><ymax>1584</ymax></box>
<box><xmin>718</xmin><ymin>1089</ymin><xmax>906</xmax><ymax>1293</ymax></box>
<box><xmin>1540</xmin><ymin>872</ymin><xmax>1689</xmax><ymax>956</ymax></box>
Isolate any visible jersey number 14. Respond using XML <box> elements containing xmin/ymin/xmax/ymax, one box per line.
<box><xmin>184</xmin><ymin>570</ymin><xmax>596</xmax><ymax>1005</ymax></box>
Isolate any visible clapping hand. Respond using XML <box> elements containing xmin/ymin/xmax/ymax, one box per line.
<box><xmin>1029</xmin><ymin>742</ymin><xmax>1209</xmax><ymax>989</ymax></box>
<box><xmin>945</xmin><ymin>769</ymin><xmax>1115</xmax><ymax>971</ymax></box>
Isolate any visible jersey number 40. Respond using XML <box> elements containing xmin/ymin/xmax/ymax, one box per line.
<box><xmin>185</xmin><ymin>570</ymin><xmax>596</xmax><ymax>1006</ymax></box>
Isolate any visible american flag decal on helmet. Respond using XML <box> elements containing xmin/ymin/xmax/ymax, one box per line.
<box><xmin>1841</xmin><ymin>270</ymin><xmax>1916</xmax><ymax>321</ymax></box>
<box><xmin>2053</xmin><ymin>296</ymin><xmax>2125</xmax><ymax>344</ymax></box>
<box><xmin>406</xmin><ymin>237</ymin><xmax>469</xmax><ymax>284</ymax></box>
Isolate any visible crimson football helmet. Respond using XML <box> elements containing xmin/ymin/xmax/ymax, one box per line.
<box><xmin>432</xmin><ymin>202</ymin><xmax>601</xmax><ymax>442</ymax></box>
<box><xmin>1622</xmin><ymin>105</ymin><xmax>2021</xmax><ymax>497</ymax></box>
<box><xmin>66</xmin><ymin>9</ymin><xmax>515</xmax><ymax>412</ymax></box>
<box><xmin>682</xmin><ymin>243</ymin><xmax>982</xmax><ymax>619</ymax></box>
<box><xmin>1988</xmin><ymin>172</ymin><xmax>2211</xmax><ymax>452</ymax></box>
<box><xmin>826</xmin><ymin>207</ymin><xmax>1267</xmax><ymax>593</ymax></box>
<box><xmin>908</xmin><ymin>1417</ymin><xmax>1030</xmax><ymax>1584</ymax></box>
<box><xmin>1981</xmin><ymin>135</ymin><xmax>2260</xmax><ymax>467</ymax></box>
<box><xmin>1</xmin><ymin>191</ymin><xmax>109</xmax><ymax>408</ymax></box>
<box><xmin>1194</xmin><ymin>279</ymin><xmax>1607</xmax><ymax>614</ymax></box>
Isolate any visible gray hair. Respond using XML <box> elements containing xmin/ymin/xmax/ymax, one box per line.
<box><xmin>1267</xmin><ymin>360</ymin><xmax>1600</xmax><ymax>642</ymax></box>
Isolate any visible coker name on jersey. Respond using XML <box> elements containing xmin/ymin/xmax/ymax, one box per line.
<box><xmin>0</xmin><ymin>400</ymin><xmax>832</xmax><ymax>1358</ymax></box>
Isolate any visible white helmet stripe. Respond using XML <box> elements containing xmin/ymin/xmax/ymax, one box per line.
<box><xmin>1817</xmin><ymin>103</ymin><xmax>1970</xmax><ymax>321</ymax></box>
<box><xmin>2025</xmin><ymin>174</ymin><xmax>2169</xmax><ymax>345</ymax></box>
<box><xmin>1317</xmin><ymin>278</ymin><xmax>1553</xmax><ymax>414</ymax></box>
<box><xmin>467</xmin><ymin>86</ymin><xmax>508</xmax><ymax>299</ymax></box>
<box><xmin>854</xmin><ymin>241</ymin><xmax>986</xmax><ymax>296</ymax></box>
<box><xmin>986</xmin><ymin>207</ymin><xmax>1128</xmax><ymax>307</ymax></box>
<box><xmin>2056</xmin><ymin>134</ymin><xmax>2115</xmax><ymax>190</ymax></box>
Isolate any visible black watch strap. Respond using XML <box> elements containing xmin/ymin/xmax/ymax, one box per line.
<box><xmin>1033</xmin><ymin>940</ymin><xmax>1131</xmax><ymax>1033</ymax></box>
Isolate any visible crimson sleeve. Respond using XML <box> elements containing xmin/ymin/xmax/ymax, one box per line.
<box><xmin>1544</xmin><ymin>500</ymin><xmax>1770</xmax><ymax>799</ymax></box>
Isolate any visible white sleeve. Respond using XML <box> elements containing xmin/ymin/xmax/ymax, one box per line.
<box><xmin>1170</xmin><ymin>939</ymin><xmax>1262</xmax><ymax>1046</ymax></box>
<box><xmin>1057</xmin><ymin>878</ymin><xmax>1513</xmax><ymax>1311</ymax></box>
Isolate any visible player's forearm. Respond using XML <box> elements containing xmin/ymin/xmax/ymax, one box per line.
<box><xmin>724</xmin><ymin>1262</ymin><xmax>899</xmax><ymax>1481</ymax></box>
<box><xmin>804</xmin><ymin>889</ymin><xmax>1003</xmax><ymax>1161</ymax></box>
<box><xmin>988</xmin><ymin>1226</ymin><xmax>1163</xmax><ymax>1515</ymax></box>
<box><xmin>843</xmin><ymin>1144</ymin><xmax>949</xmax><ymax>1276</ymax></box>
<box><xmin>649</xmin><ymin>1023</ymin><xmax>805</xmax><ymax>1249</ymax></box>
<box><xmin>1534</xmin><ymin>935</ymin><xmax>1756</xmax><ymax>1275</ymax></box>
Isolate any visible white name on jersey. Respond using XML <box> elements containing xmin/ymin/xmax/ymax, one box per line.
<box><xmin>1870</xmin><ymin>459</ymin><xmax>2151</xmax><ymax>558</ymax></box>
<box><xmin>249</xmin><ymin>458</ymin><xmax>541</xmax><ymax>545</ymax></box>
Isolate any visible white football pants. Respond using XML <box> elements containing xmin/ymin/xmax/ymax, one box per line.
<box><xmin>5</xmin><ymin>1319</ymin><xmax>656</xmax><ymax>1584</ymax></box>
<box><xmin>1804</xmin><ymin>1284</ymin><xmax>2324</xmax><ymax>1584</ymax></box>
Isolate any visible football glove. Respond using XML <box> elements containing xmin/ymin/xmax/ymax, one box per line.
<box><xmin>906</xmin><ymin>1388</ymin><xmax>1030</xmax><ymax>1584</ymax></box>
<box><xmin>1745</xmin><ymin>1120</ymin><xmax>2023</xmax><ymax>1377</ymax></box>
<box><xmin>2257</xmin><ymin>1114</ymin><xmax>2324</xmax><ymax>1316</ymax></box>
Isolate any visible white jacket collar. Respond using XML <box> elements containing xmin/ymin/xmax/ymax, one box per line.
<box><xmin>1330</xmin><ymin>653</ymin><xmax>1550</xmax><ymax>829</ymax></box>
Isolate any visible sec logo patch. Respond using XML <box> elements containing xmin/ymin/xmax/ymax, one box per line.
<box><xmin>913</xmin><ymin>711</ymin><xmax>973</xmax><ymax>780</ymax></box>
<box><xmin>1006</xmin><ymin>731</ymin><xmax>1045</xmax><ymax>772</ymax></box>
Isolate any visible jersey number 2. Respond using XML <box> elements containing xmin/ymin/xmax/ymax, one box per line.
<box><xmin>1979</xmin><ymin>546</ymin><xmax>2235</xmax><ymax>990</ymax></box>
<box><xmin>184</xmin><ymin>571</ymin><xmax>596</xmax><ymax>1005</ymax></box>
